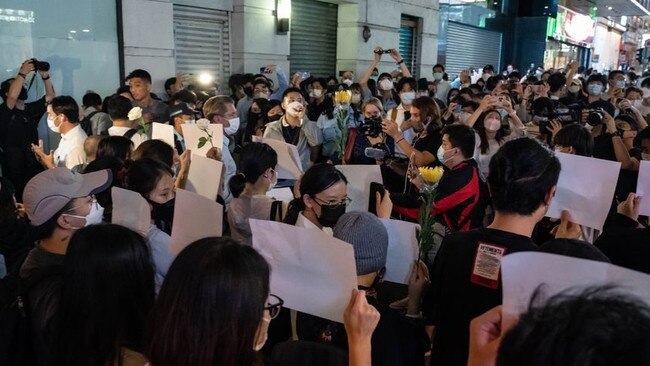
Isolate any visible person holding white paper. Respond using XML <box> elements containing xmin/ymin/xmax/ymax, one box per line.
<box><xmin>145</xmin><ymin>237</ymin><xmax>380</xmax><ymax>366</ymax></box>
<box><xmin>467</xmin><ymin>287</ymin><xmax>650</xmax><ymax>366</ymax></box>
<box><xmin>284</xmin><ymin>163</ymin><xmax>393</xmax><ymax>231</ymax></box>
<box><xmin>263</xmin><ymin>88</ymin><xmax>323</xmax><ymax>171</ymax></box>
<box><xmin>126</xmin><ymin>159</ymin><xmax>176</xmax><ymax>290</ymax></box>
<box><xmin>228</xmin><ymin>142</ymin><xmax>282</xmax><ymax>245</ymax></box>
<box><xmin>203</xmin><ymin>96</ymin><xmax>238</xmax><ymax>203</ymax></box>
<box><xmin>295</xmin><ymin>212</ymin><xmax>429</xmax><ymax>366</ymax></box>
<box><xmin>426</xmin><ymin>138</ymin><xmax>560</xmax><ymax>366</ymax></box>
<box><xmin>106</xmin><ymin>95</ymin><xmax>146</xmax><ymax>148</ymax></box>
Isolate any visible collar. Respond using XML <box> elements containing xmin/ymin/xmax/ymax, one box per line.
<box><xmin>61</xmin><ymin>124</ymin><xmax>82</xmax><ymax>139</ymax></box>
<box><xmin>173</xmin><ymin>129</ymin><xmax>184</xmax><ymax>142</ymax></box>
<box><xmin>83</xmin><ymin>106</ymin><xmax>98</xmax><ymax>114</ymax></box>
<box><xmin>281</xmin><ymin>116</ymin><xmax>302</xmax><ymax>128</ymax></box>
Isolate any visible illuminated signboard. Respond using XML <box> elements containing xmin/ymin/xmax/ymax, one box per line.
<box><xmin>547</xmin><ymin>5</ymin><xmax>595</xmax><ymax>47</ymax></box>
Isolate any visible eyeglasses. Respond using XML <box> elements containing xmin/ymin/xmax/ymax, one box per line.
<box><xmin>265</xmin><ymin>294</ymin><xmax>284</xmax><ymax>319</ymax></box>
<box><xmin>313</xmin><ymin>196</ymin><xmax>352</xmax><ymax>208</ymax></box>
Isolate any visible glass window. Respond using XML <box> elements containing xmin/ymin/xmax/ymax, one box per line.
<box><xmin>0</xmin><ymin>0</ymin><xmax>119</xmax><ymax>103</ymax></box>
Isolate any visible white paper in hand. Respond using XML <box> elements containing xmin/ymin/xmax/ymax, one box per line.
<box><xmin>266</xmin><ymin>187</ymin><xmax>295</xmax><ymax>203</ymax></box>
<box><xmin>111</xmin><ymin>187</ymin><xmax>151</xmax><ymax>237</ymax></box>
<box><xmin>186</xmin><ymin>155</ymin><xmax>223</xmax><ymax>201</ymax></box>
<box><xmin>170</xmin><ymin>189</ymin><xmax>223</xmax><ymax>256</ymax></box>
<box><xmin>181</xmin><ymin>124</ymin><xmax>224</xmax><ymax>157</ymax></box>
<box><xmin>380</xmin><ymin>219</ymin><xmax>419</xmax><ymax>284</ymax></box>
<box><xmin>637</xmin><ymin>161</ymin><xmax>650</xmax><ymax>216</ymax></box>
<box><xmin>335</xmin><ymin>165</ymin><xmax>383</xmax><ymax>213</ymax></box>
<box><xmin>546</xmin><ymin>152</ymin><xmax>620</xmax><ymax>231</ymax></box>
<box><xmin>501</xmin><ymin>252</ymin><xmax>650</xmax><ymax>330</ymax></box>
<box><xmin>250</xmin><ymin>219</ymin><xmax>358</xmax><ymax>323</ymax></box>
<box><xmin>152</xmin><ymin>122</ymin><xmax>175</xmax><ymax>148</ymax></box>
<box><xmin>260</xmin><ymin>138</ymin><xmax>303</xmax><ymax>179</ymax></box>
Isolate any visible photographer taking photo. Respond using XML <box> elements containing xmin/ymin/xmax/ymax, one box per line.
<box><xmin>349</xmin><ymin>97</ymin><xmax>395</xmax><ymax>165</ymax></box>
<box><xmin>0</xmin><ymin>59</ymin><xmax>56</xmax><ymax>201</ymax></box>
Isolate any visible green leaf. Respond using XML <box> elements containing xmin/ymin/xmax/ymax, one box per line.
<box><xmin>198</xmin><ymin>137</ymin><xmax>207</xmax><ymax>149</ymax></box>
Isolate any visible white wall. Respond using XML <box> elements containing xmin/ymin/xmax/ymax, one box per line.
<box><xmin>336</xmin><ymin>0</ymin><xmax>439</xmax><ymax>80</ymax></box>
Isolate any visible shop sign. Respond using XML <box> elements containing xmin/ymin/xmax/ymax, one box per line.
<box><xmin>547</xmin><ymin>5</ymin><xmax>595</xmax><ymax>47</ymax></box>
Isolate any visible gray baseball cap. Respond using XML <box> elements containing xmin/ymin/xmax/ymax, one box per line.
<box><xmin>23</xmin><ymin>167</ymin><xmax>112</xmax><ymax>226</ymax></box>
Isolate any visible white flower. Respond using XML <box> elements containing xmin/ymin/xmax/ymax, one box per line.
<box><xmin>196</xmin><ymin>118</ymin><xmax>210</xmax><ymax>130</ymax></box>
<box><xmin>128</xmin><ymin>106</ymin><xmax>142</xmax><ymax>121</ymax></box>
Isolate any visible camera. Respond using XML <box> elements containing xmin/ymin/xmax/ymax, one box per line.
<box><xmin>360</xmin><ymin>116</ymin><xmax>383</xmax><ymax>138</ymax></box>
<box><xmin>585</xmin><ymin>108</ymin><xmax>604</xmax><ymax>126</ymax></box>
<box><xmin>374</xmin><ymin>48</ymin><xmax>394</xmax><ymax>54</ymax></box>
<box><xmin>31</xmin><ymin>58</ymin><xmax>50</xmax><ymax>72</ymax></box>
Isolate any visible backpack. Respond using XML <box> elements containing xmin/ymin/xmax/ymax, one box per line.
<box><xmin>0</xmin><ymin>266</ymin><xmax>63</xmax><ymax>366</ymax></box>
<box><xmin>99</xmin><ymin>128</ymin><xmax>139</xmax><ymax>140</ymax></box>
<box><xmin>80</xmin><ymin>111</ymin><xmax>100</xmax><ymax>136</ymax></box>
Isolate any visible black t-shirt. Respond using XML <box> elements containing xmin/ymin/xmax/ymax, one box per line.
<box><xmin>0</xmin><ymin>97</ymin><xmax>47</xmax><ymax>199</ymax></box>
<box><xmin>413</xmin><ymin>130</ymin><xmax>442</xmax><ymax>167</ymax></box>
<box><xmin>595</xmin><ymin>214</ymin><xmax>650</xmax><ymax>274</ymax></box>
<box><xmin>426</xmin><ymin>228</ymin><xmax>538</xmax><ymax>366</ymax></box>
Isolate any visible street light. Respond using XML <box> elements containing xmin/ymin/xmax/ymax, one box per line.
<box><xmin>276</xmin><ymin>0</ymin><xmax>290</xmax><ymax>34</ymax></box>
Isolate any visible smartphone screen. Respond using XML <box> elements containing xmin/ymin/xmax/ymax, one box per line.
<box><xmin>368</xmin><ymin>182</ymin><xmax>386</xmax><ymax>215</ymax></box>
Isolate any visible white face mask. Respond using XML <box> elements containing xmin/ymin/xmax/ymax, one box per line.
<box><xmin>484</xmin><ymin>118</ymin><xmax>501</xmax><ymax>132</ymax></box>
<box><xmin>65</xmin><ymin>202</ymin><xmax>105</xmax><ymax>229</ymax></box>
<box><xmin>379</xmin><ymin>79</ymin><xmax>394</xmax><ymax>91</ymax></box>
<box><xmin>633</xmin><ymin>99</ymin><xmax>643</xmax><ymax>109</ymax></box>
<box><xmin>224</xmin><ymin>117</ymin><xmax>240</xmax><ymax>135</ymax></box>
<box><xmin>286</xmin><ymin>101</ymin><xmax>304</xmax><ymax>118</ymax></box>
<box><xmin>568</xmin><ymin>85</ymin><xmax>581</xmax><ymax>94</ymax></box>
<box><xmin>433</xmin><ymin>72</ymin><xmax>444</xmax><ymax>81</ymax></box>
<box><xmin>186</xmin><ymin>118</ymin><xmax>196</xmax><ymax>125</ymax></box>
<box><xmin>351</xmin><ymin>94</ymin><xmax>361</xmax><ymax>104</ymax></box>
<box><xmin>458</xmin><ymin>111</ymin><xmax>471</xmax><ymax>124</ymax></box>
<box><xmin>253</xmin><ymin>317</ymin><xmax>270</xmax><ymax>351</ymax></box>
<box><xmin>342</xmin><ymin>79</ymin><xmax>353</xmax><ymax>86</ymax></box>
<box><xmin>482</xmin><ymin>73</ymin><xmax>492</xmax><ymax>81</ymax></box>
<box><xmin>47</xmin><ymin>116</ymin><xmax>61</xmax><ymax>133</ymax></box>
<box><xmin>255</xmin><ymin>92</ymin><xmax>270</xmax><ymax>100</ymax></box>
<box><xmin>642</xmin><ymin>152</ymin><xmax>650</xmax><ymax>161</ymax></box>
<box><xmin>643</xmin><ymin>88</ymin><xmax>650</xmax><ymax>98</ymax></box>
<box><xmin>268</xmin><ymin>170</ymin><xmax>278</xmax><ymax>191</ymax></box>
<box><xmin>310</xmin><ymin>89</ymin><xmax>323</xmax><ymax>98</ymax></box>
<box><xmin>400</xmin><ymin>91</ymin><xmax>416</xmax><ymax>105</ymax></box>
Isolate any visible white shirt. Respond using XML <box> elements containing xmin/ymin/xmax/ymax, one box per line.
<box><xmin>108</xmin><ymin>126</ymin><xmax>147</xmax><ymax>149</ymax></box>
<box><xmin>146</xmin><ymin>224</ymin><xmax>174</xmax><ymax>293</ymax></box>
<box><xmin>54</xmin><ymin>124</ymin><xmax>87</xmax><ymax>169</ymax></box>
<box><xmin>434</xmin><ymin>80</ymin><xmax>452</xmax><ymax>102</ymax></box>
<box><xmin>295</xmin><ymin>212</ymin><xmax>333</xmax><ymax>235</ymax></box>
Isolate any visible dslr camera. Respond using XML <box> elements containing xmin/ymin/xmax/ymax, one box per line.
<box><xmin>374</xmin><ymin>48</ymin><xmax>394</xmax><ymax>54</ymax></box>
<box><xmin>31</xmin><ymin>58</ymin><xmax>50</xmax><ymax>72</ymax></box>
<box><xmin>360</xmin><ymin>116</ymin><xmax>383</xmax><ymax>138</ymax></box>
<box><xmin>584</xmin><ymin>108</ymin><xmax>605</xmax><ymax>126</ymax></box>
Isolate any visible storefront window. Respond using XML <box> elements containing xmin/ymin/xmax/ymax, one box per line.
<box><xmin>440</xmin><ymin>0</ymin><xmax>499</xmax><ymax>29</ymax></box>
<box><xmin>0</xmin><ymin>0</ymin><xmax>119</xmax><ymax>103</ymax></box>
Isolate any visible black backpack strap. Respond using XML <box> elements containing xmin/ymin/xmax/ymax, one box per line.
<box><xmin>270</xmin><ymin>200</ymin><xmax>283</xmax><ymax>222</ymax></box>
<box><xmin>123</xmin><ymin>129</ymin><xmax>139</xmax><ymax>140</ymax></box>
<box><xmin>85</xmin><ymin>111</ymin><xmax>100</xmax><ymax>120</ymax></box>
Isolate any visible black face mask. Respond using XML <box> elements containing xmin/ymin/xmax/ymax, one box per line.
<box><xmin>149</xmin><ymin>197</ymin><xmax>175</xmax><ymax>235</ymax></box>
<box><xmin>243</xmin><ymin>86</ymin><xmax>254</xmax><ymax>98</ymax></box>
<box><xmin>315</xmin><ymin>202</ymin><xmax>346</xmax><ymax>228</ymax></box>
<box><xmin>268</xmin><ymin>113</ymin><xmax>283</xmax><ymax>122</ymax></box>
<box><xmin>18</xmin><ymin>87</ymin><xmax>28</xmax><ymax>101</ymax></box>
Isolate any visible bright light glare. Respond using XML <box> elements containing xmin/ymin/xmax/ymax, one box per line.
<box><xmin>277</xmin><ymin>0</ymin><xmax>291</xmax><ymax>19</ymax></box>
<box><xmin>199</xmin><ymin>73</ymin><xmax>214</xmax><ymax>85</ymax></box>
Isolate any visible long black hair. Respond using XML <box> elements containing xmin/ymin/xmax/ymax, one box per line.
<box><xmin>229</xmin><ymin>142</ymin><xmax>278</xmax><ymax>198</ymax></box>
<box><xmin>283</xmin><ymin>163</ymin><xmax>348</xmax><ymax>225</ymax></box>
<box><xmin>126</xmin><ymin>158</ymin><xmax>174</xmax><ymax>200</ymax></box>
<box><xmin>145</xmin><ymin>237</ymin><xmax>270</xmax><ymax>366</ymax></box>
<box><xmin>474</xmin><ymin>109</ymin><xmax>510</xmax><ymax>154</ymax></box>
<box><xmin>51</xmin><ymin>224</ymin><xmax>155</xmax><ymax>366</ymax></box>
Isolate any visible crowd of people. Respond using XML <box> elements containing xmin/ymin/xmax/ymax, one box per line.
<box><xmin>0</xmin><ymin>44</ymin><xmax>649</xmax><ymax>366</ymax></box>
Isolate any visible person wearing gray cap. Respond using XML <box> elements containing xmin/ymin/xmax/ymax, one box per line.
<box><xmin>296</xmin><ymin>211</ymin><xmax>429</xmax><ymax>365</ymax></box>
<box><xmin>16</xmin><ymin>167</ymin><xmax>111</xmax><ymax>365</ymax></box>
